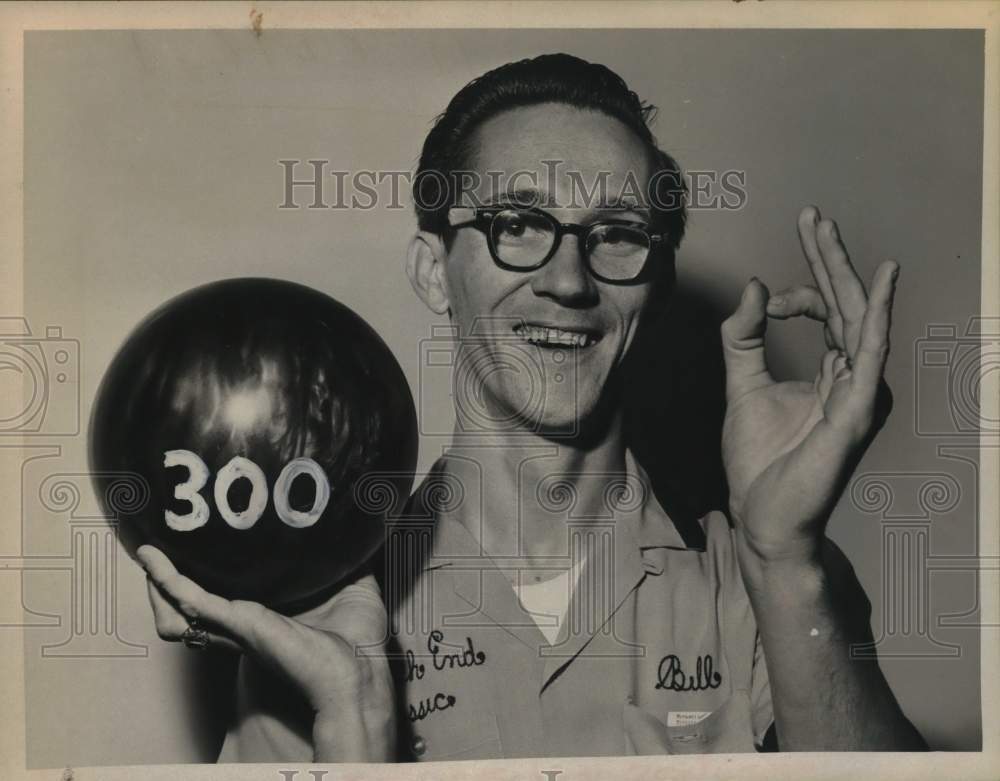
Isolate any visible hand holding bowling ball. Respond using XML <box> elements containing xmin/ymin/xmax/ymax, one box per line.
<box><xmin>89</xmin><ymin>277</ymin><xmax>418</xmax><ymax>612</ymax></box>
<box><xmin>89</xmin><ymin>277</ymin><xmax>412</xmax><ymax>759</ymax></box>
<box><xmin>138</xmin><ymin>544</ymin><xmax>395</xmax><ymax>762</ymax></box>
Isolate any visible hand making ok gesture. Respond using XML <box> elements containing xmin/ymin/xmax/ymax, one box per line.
<box><xmin>719</xmin><ymin>205</ymin><xmax>897</xmax><ymax>566</ymax></box>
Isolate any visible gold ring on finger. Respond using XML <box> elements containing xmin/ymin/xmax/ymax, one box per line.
<box><xmin>181</xmin><ymin>618</ymin><xmax>210</xmax><ymax>651</ymax></box>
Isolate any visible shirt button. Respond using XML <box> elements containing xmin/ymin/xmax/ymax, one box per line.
<box><xmin>412</xmin><ymin>735</ymin><xmax>427</xmax><ymax>757</ymax></box>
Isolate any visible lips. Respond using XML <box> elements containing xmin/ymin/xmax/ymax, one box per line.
<box><xmin>512</xmin><ymin>322</ymin><xmax>601</xmax><ymax>348</ymax></box>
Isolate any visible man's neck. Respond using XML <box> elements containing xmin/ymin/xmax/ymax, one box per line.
<box><xmin>442</xmin><ymin>409</ymin><xmax>628</xmax><ymax>561</ymax></box>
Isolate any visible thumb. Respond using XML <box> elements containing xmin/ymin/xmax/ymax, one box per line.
<box><xmin>720</xmin><ymin>277</ymin><xmax>773</xmax><ymax>401</ymax></box>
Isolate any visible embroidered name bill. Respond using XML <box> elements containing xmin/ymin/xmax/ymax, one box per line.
<box><xmin>655</xmin><ymin>654</ymin><xmax>722</xmax><ymax>692</ymax></box>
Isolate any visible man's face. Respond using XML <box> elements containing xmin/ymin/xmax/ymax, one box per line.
<box><xmin>438</xmin><ymin>103</ymin><xmax>663</xmax><ymax>436</ymax></box>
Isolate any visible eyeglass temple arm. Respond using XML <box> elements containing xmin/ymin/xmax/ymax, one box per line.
<box><xmin>446</xmin><ymin>207</ymin><xmax>485</xmax><ymax>229</ymax></box>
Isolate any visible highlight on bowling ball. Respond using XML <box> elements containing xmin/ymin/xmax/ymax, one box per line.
<box><xmin>89</xmin><ymin>277</ymin><xmax>418</xmax><ymax>612</ymax></box>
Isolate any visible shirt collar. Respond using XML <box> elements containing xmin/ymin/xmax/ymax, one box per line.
<box><xmin>404</xmin><ymin>448</ymin><xmax>704</xmax><ymax>568</ymax></box>
<box><xmin>624</xmin><ymin>448</ymin><xmax>706</xmax><ymax>553</ymax></box>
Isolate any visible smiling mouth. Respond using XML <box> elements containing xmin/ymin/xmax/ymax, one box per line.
<box><xmin>512</xmin><ymin>323</ymin><xmax>601</xmax><ymax>348</ymax></box>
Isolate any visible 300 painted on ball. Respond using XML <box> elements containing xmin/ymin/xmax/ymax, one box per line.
<box><xmin>88</xmin><ymin>277</ymin><xmax>418</xmax><ymax>613</ymax></box>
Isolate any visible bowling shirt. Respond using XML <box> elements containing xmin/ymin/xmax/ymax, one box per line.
<box><xmin>216</xmin><ymin>449</ymin><xmax>775</xmax><ymax>762</ymax></box>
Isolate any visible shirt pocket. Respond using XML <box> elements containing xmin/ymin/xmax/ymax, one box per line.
<box><xmin>404</xmin><ymin>684</ymin><xmax>503</xmax><ymax>761</ymax></box>
<box><xmin>624</xmin><ymin>691</ymin><xmax>757</xmax><ymax>755</ymax></box>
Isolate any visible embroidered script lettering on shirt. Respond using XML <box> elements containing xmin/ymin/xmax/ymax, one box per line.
<box><xmin>407</xmin><ymin>692</ymin><xmax>457</xmax><ymax>722</ymax></box>
<box><xmin>405</xmin><ymin>649</ymin><xmax>425</xmax><ymax>682</ymax></box>
<box><xmin>654</xmin><ymin>654</ymin><xmax>722</xmax><ymax>692</ymax></box>
<box><xmin>427</xmin><ymin>629</ymin><xmax>487</xmax><ymax>671</ymax></box>
<box><xmin>404</xmin><ymin>630</ymin><xmax>487</xmax><ymax>722</ymax></box>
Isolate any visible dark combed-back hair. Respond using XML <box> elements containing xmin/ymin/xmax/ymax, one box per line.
<box><xmin>412</xmin><ymin>53</ymin><xmax>687</xmax><ymax>257</ymax></box>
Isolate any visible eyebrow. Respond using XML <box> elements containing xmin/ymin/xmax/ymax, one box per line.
<box><xmin>486</xmin><ymin>188</ymin><xmax>542</xmax><ymax>207</ymax></box>
<box><xmin>599</xmin><ymin>197</ymin><xmax>652</xmax><ymax>221</ymax></box>
<box><xmin>485</xmin><ymin>188</ymin><xmax>653</xmax><ymax>222</ymax></box>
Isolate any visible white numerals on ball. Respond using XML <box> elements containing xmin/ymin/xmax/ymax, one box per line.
<box><xmin>165</xmin><ymin>450</ymin><xmax>330</xmax><ymax>530</ymax></box>
<box><xmin>213</xmin><ymin>456</ymin><xmax>269</xmax><ymax>530</ymax></box>
<box><xmin>273</xmin><ymin>457</ymin><xmax>330</xmax><ymax>528</ymax></box>
<box><xmin>164</xmin><ymin>449</ymin><xmax>211</xmax><ymax>531</ymax></box>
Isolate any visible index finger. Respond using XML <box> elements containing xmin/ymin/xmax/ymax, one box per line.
<box><xmin>798</xmin><ymin>206</ymin><xmax>845</xmax><ymax>350</ymax></box>
<box><xmin>850</xmin><ymin>260</ymin><xmax>899</xmax><ymax>397</ymax></box>
<box><xmin>136</xmin><ymin>545</ymin><xmax>252</xmax><ymax>638</ymax></box>
<box><xmin>815</xmin><ymin>218</ymin><xmax>870</xmax><ymax>357</ymax></box>
<box><xmin>145</xmin><ymin>575</ymin><xmax>242</xmax><ymax>652</ymax></box>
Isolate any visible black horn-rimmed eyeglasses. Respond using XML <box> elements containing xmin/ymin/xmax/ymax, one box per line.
<box><xmin>447</xmin><ymin>205</ymin><xmax>668</xmax><ymax>284</ymax></box>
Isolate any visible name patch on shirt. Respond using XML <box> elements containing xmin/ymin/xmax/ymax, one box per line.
<box><xmin>667</xmin><ymin>710</ymin><xmax>713</xmax><ymax>727</ymax></box>
<box><xmin>655</xmin><ymin>654</ymin><xmax>722</xmax><ymax>692</ymax></box>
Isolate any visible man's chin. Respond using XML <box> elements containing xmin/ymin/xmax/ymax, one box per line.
<box><xmin>512</xmin><ymin>397</ymin><xmax>619</xmax><ymax>443</ymax></box>
<box><xmin>455</xmin><ymin>381</ymin><xmax>618</xmax><ymax>440</ymax></box>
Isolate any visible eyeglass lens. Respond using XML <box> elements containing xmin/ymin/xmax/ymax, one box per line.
<box><xmin>488</xmin><ymin>209</ymin><xmax>650</xmax><ymax>281</ymax></box>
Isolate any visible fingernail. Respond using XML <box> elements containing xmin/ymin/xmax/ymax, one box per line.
<box><xmin>890</xmin><ymin>264</ymin><xmax>900</xmax><ymax>282</ymax></box>
<box><xmin>767</xmin><ymin>295</ymin><xmax>785</xmax><ymax>309</ymax></box>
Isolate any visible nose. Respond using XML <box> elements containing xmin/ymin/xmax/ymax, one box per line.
<box><xmin>529</xmin><ymin>233</ymin><xmax>598</xmax><ymax>306</ymax></box>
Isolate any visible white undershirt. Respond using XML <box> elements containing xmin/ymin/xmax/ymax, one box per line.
<box><xmin>511</xmin><ymin>559</ymin><xmax>586</xmax><ymax>644</ymax></box>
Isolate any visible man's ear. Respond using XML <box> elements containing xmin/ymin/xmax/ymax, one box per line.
<box><xmin>406</xmin><ymin>232</ymin><xmax>451</xmax><ymax>315</ymax></box>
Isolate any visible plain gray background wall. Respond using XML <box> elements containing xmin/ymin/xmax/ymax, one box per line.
<box><xmin>20</xmin><ymin>29</ymin><xmax>983</xmax><ymax>764</ymax></box>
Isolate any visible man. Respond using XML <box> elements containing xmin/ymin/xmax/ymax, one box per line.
<box><xmin>138</xmin><ymin>53</ymin><xmax>926</xmax><ymax>760</ymax></box>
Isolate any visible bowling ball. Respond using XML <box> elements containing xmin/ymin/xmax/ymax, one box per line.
<box><xmin>89</xmin><ymin>278</ymin><xmax>417</xmax><ymax>612</ymax></box>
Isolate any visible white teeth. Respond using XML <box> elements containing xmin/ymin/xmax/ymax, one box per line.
<box><xmin>514</xmin><ymin>326</ymin><xmax>594</xmax><ymax>347</ymax></box>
